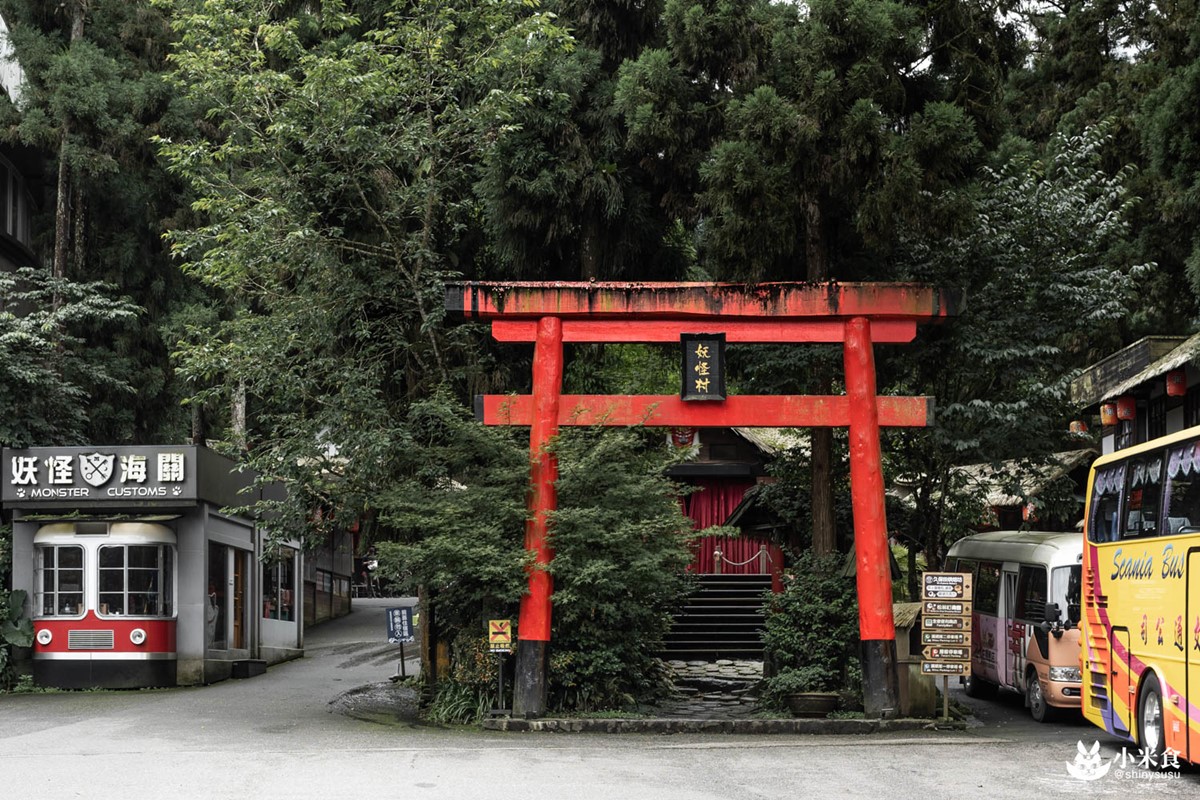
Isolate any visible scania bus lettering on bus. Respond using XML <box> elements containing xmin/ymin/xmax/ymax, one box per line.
<box><xmin>1109</xmin><ymin>545</ymin><xmax>1185</xmax><ymax>582</ymax></box>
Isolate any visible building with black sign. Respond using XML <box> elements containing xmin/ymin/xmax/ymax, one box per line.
<box><xmin>3</xmin><ymin>445</ymin><xmax>306</xmax><ymax>688</ymax></box>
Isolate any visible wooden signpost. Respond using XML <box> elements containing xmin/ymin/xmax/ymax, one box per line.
<box><xmin>920</xmin><ymin>572</ymin><xmax>973</xmax><ymax>721</ymax></box>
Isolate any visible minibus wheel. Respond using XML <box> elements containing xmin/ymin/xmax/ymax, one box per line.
<box><xmin>1137</xmin><ymin>674</ymin><xmax>1166</xmax><ymax>765</ymax></box>
<box><xmin>1026</xmin><ymin>668</ymin><xmax>1050</xmax><ymax>723</ymax></box>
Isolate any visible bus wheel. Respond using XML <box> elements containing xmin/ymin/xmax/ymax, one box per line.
<box><xmin>1137</xmin><ymin>674</ymin><xmax>1166</xmax><ymax>765</ymax></box>
<box><xmin>1026</xmin><ymin>669</ymin><xmax>1050</xmax><ymax>723</ymax></box>
<box><xmin>964</xmin><ymin>672</ymin><xmax>995</xmax><ymax>699</ymax></box>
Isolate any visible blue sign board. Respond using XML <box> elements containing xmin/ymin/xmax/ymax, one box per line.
<box><xmin>386</xmin><ymin>606</ymin><xmax>415</xmax><ymax>644</ymax></box>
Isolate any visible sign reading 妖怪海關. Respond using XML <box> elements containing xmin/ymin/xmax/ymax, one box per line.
<box><xmin>2</xmin><ymin>446</ymin><xmax>199</xmax><ymax>506</ymax></box>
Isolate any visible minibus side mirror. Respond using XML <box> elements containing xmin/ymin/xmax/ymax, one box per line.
<box><xmin>1042</xmin><ymin>602</ymin><xmax>1066</xmax><ymax>638</ymax></box>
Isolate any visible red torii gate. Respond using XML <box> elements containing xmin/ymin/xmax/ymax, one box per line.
<box><xmin>446</xmin><ymin>281</ymin><xmax>960</xmax><ymax>718</ymax></box>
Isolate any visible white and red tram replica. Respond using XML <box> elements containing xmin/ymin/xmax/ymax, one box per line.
<box><xmin>3</xmin><ymin>445</ymin><xmax>304</xmax><ymax>689</ymax></box>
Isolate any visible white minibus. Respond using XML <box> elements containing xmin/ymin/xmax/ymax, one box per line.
<box><xmin>946</xmin><ymin>530</ymin><xmax>1083</xmax><ymax>722</ymax></box>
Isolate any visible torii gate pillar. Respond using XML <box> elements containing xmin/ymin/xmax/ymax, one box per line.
<box><xmin>844</xmin><ymin>317</ymin><xmax>899</xmax><ymax>715</ymax></box>
<box><xmin>448</xmin><ymin>281</ymin><xmax>960</xmax><ymax>719</ymax></box>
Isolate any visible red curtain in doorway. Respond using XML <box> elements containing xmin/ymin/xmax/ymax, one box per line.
<box><xmin>682</xmin><ymin>480</ymin><xmax>783</xmax><ymax>578</ymax></box>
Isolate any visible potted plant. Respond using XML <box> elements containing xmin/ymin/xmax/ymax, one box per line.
<box><xmin>761</xmin><ymin>552</ymin><xmax>860</xmax><ymax>717</ymax></box>
<box><xmin>768</xmin><ymin>667</ymin><xmax>842</xmax><ymax>717</ymax></box>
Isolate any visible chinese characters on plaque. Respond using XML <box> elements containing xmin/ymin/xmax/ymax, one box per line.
<box><xmin>3</xmin><ymin>447</ymin><xmax>194</xmax><ymax>503</ymax></box>
<box><xmin>681</xmin><ymin>333</ymin><xmax>726</xmax><ymax>402</ymax></box>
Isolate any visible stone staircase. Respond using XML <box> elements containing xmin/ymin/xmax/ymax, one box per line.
<box><xmin>662</xmin><ymin>573</ymin><xmax>771</xmax><ymax>661</ymax></box>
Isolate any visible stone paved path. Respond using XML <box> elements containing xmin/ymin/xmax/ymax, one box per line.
<box><xmin>647</xmin><ymin>659</ymin><xmax>765</xmax><ymax>719</ymax></box>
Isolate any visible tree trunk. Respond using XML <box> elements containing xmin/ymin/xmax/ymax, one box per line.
<box><xmin>53</xmin><ymin>2</ymin><xmax>87</xmax><ymax>291</ymax></box>
<box><xmin>72</xmin><ymin>180</ymin><xmax>86</xmax><ymax>276</ymax></box>
<box><xmin>804</xmin><ymin>191</ymin><xmax>837</xmax><ymax>555</ymax></box>
<box><xmin>191</xmin><ymin>402</ymin><xmax>207</xmax><ymax>446</ymax></box>
<box><xmin>579</xmin><ymin>212</ymin><xmax>600</xmax><ymax>280</ymax></box>
<box><xmin>53</xmin><ymin>140</ymin><xmax>71</xmax><ymax>282</ymax></box>
<box><xmin>231</xmin><ymin>380</ymin><xmax>247</xmax><ymax>452</ymax></box>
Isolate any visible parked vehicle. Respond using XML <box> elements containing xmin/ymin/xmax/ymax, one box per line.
<box><xmin>947</xmin><ymin>530</ymin><xmax>1083</xmax><ymax>722</ymax></box>
<box><xmin>1080</xmin><ymin>427</ymin><xmax>1200</xmax><ymax>764</ymax></box>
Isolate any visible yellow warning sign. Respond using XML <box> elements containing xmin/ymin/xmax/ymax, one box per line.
<box><xmin>488</xmin><ymin>619</ymin><xmax>513</xmax><ymax>645</ymax></box>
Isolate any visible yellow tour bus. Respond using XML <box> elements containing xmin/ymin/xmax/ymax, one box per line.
<box><xmin>1081</xmin><ymin>425</ymin><xmax>1200</xmax><ymax>765</ymax></box>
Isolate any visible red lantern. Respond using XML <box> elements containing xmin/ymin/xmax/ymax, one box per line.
<box><xmin>1116</xmin><ymin>396</ymin><xmax>1137</xmax><ymax>421</ymax></box>
<box><xmin>1099</xmin><ymin>403</ymin><xmax>1118</xmax><ymax>427</ymax></box>
<box><xmin>1166</xmin><ymin>369</ymin><xmax>1187</xmax><ymax>397</ymax></box>
<box><xmin>1069</xmin><ymin>420</ymin><xmax>1089</xmax><ymax>433</ymax></box>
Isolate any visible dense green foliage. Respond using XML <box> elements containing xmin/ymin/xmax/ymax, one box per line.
<box><xmin>374</xmin><ymin>402</ymin><xmax>695</xmax><ymax>717</ymax></box>
<box><xmin>0</xmin><ymin>267</ymin><xmax>141</xmax><ymax>446</ymax></box>
<box><xmin>0</xmin><ymin>0</ymin><xmax>199</xmax><ymax>443</ymax></box>
<box><xmin>885</xmin><ymin>124</ymin><xmax>1147</xmax><ymax>586</ymax></box>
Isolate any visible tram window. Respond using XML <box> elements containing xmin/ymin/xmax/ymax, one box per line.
<box><xmin>1124</xmin><ymin>453</ymin><xmax>1164</xmax><ymax>538</ymax></box>
<box><xmin>1164</xmin><ymin>441</ymin><xmax>1200</xmax><ymax>534</ymax></box>
<box><xmin>34</xmin><ymin>545</ymin><xmax>84</xmax><ymax>616</ymax></box>
<box><xmin>1088</xmin><ymin>464</ymin><xmax>1125</xmax><ymax>543</ymax></box>
<box><xmin>98</xmin><ymin>544</ymin><xmax>173</xmax><ymax>618</ymax></box>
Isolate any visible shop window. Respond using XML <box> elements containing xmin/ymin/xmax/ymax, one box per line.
<box><xmin>34</xmin><ymin>545</ymin><xmax>83</xmax><ymax>616</ymax></box>
<box><xmin>208</xmin><ymin>542</ymin><xmax>228</xmax><ymax>649</ymax></box>
<box><xmin>1116</xmin><ymin>419</ymin><xmax>1135</xmax><ymax>450</ymax></box>
<box><xmin>1124</xmin><ymin>452</ymin><xmax>1164</xmax><ymax>538</ymax></box>
<box><xmin>98</xmin><ymin>544</ymin><xmax>173</xmax><ymax>617</ymax></box>
<box><xmin>1015</xmin><ymin>565</ymin><xmax>1048</xmax><ymax>623</ymax></box>
<box><xmin>1186</xmin><ymin>390</ymin><xmax>1200</xmax><ymax>428</ymax></box>
<box><xmin>263</xmin><ymin>547</ymin><xmax>297</xmax><ymax>621</ymax></box>
<box><xmin>334</xmin><ymin>575</ymin><xmax>350</xmax><ymax>617</ymax></box>
<box><xmin>1148</xmin><ymin>396</ymin><xmax>1167</xmax><ymax>440</ymax></box>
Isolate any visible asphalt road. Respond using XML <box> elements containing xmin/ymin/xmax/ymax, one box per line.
<box><xmin>1</xmin><ymin>598</ymin><xmax>1196</xmax><ymax>799</ymax></box>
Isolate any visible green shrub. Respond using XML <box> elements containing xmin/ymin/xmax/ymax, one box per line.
<box><xmin>547</xmin><ymin>427</ymin><xmax>696</xmax><ymax>711</ymax></box>
<box><xmin>1</xmin><ymin>590</ymin><xmax>35</xmax><ymax>691</ymax></box>
<box><xmin>761</xmin><ymin>552</ymin><xmax>860</xmax><ymax>704</ymax></box>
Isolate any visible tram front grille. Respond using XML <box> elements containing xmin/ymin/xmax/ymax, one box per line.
<box><xmin>68</xmin><ymin>630</ymin><xmax>115</xmax><ymax>650</ymax></box>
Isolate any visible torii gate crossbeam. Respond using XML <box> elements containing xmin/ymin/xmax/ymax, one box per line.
<box><xmin>446</xmin><ymin>281</ymin><xmax>961</xmax><ymax>719</ymax></box>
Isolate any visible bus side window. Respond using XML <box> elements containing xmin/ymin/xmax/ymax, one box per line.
<box><xmin>1089</xmin><ymin>464</ymin><xmax>1125</xmax><ymax>543</ymax></box>
<box><xmin>1165</xmin><ymin>441</ymin><xmax>1200</xmax><ymax>534</ymax></box>
<box><xmin>1124</xmin><ymin>454</ymin><xmax>1164</xmax><ymax>538</ymax></box>
<box><xmin>975</xmin><ymin>561</ymin><xmax>1001</xmax><ymax>616</ymax></box>
<box><xmin>1015</xmin><ymin>565</ymin><xmax>1047</xmax><ymax>623</ymax></box>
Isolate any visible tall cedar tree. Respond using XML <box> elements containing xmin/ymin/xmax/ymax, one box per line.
<box><xmin>886</xmin><ymin>125</ymin><xmax>1148</xmax><ymax>594</ymax></box>
<box><xmin>0</xmin><ymin>0</ymin><xmax>202</xmax><ymax>443</ymax></box>
<box><xmin>616</xmin><ymin>0</ymin><xmax>1018</xmax><ymax>554</ymax></box>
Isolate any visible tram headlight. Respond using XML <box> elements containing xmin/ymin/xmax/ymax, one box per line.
<box><xmin>36</xmin><ymin>628</ymin><xmax>52</xmax><ymax>646</ymax></box>
<box><xmin>1049</xmin><ymin>666</ymin><xmax>1082</xmax><ymax>683</ymax></box>
<box><xmin>130</xmin><ymin>628</ymin><xmax>147</xmax><ymax>646</ymax></box>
